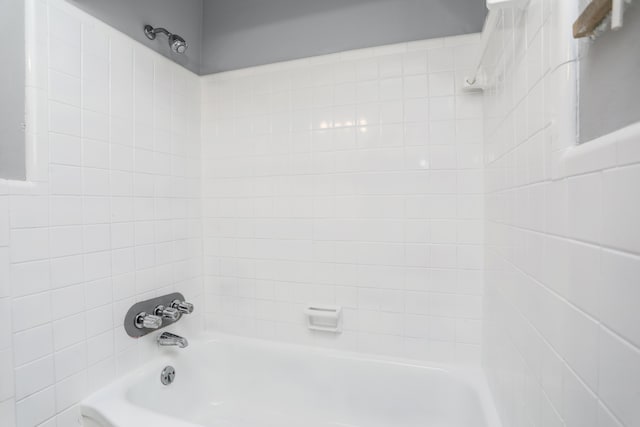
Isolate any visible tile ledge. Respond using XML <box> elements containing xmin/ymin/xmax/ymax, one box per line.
<box><xmin>559</xmin><ymin>121</ymin><xmax>640</xmax><ymax>178</ymax></box>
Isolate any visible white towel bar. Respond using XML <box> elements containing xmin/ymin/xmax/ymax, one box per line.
<box><xmin>464</xmin><ymin>0</ymin><xmax>527</xmax><ymax>91</ymax></box>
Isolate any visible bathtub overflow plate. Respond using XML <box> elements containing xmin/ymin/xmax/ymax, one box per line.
<box><xmin>161</xmin><ymin>366</ymin><xmax>175</xmax><ymax>386</ymax></box>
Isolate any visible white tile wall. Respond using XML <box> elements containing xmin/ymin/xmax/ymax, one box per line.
<box><xmin>201</xmin><ymin>34</ymin><xmax>485</xmax><ymax>363</ymax></box>
<box><xmin>0</xmin><ymin>182</ymin><xmax>16</xmax><ymax>425</ymax></box>
<box><xmin>0</xmin><ymin>0</ymin><xmax>203</xmax><ymax>425</ymax></box>
<box><xmin>482</xmin><ymin>1</ymin><xmax>640</xmax><ymax>426</ymax></box>
<box><xmin>3</xmin><ymin>1</ymin><xmax>636</xmax><ymax>426</ymax></box>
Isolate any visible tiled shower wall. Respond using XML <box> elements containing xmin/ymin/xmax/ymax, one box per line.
<box><xmin>202</xmin><ymin>35</ymin><xmax>485</xmax><ymax>362</ymax></box>
<box><xmin>483</xmin><ymin>1</ymin><xmax>640</xmax><ymax>426</ymax></box>
<box><xmin>0</xmin><ymin>0</ymin><xmax>203</xmax><ymax>425</ymax></box>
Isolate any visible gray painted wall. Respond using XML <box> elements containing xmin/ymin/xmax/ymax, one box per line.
<box><xmin>201</xmin><ymin>0</ymin><xmax>486</xmax><ymax>74</ymax></box>
<box><xmin>0</xmin><ymin>0</ymin><xmax>26</xmax><ymax>180</ymax></box>
<box><xmin>63</xmin><ymin>0</ymin><xmax>486</xmax><ymax>75</ymax></box>
<box><xmin>66</xmin><ymin>0</ymin><xmax>204</xmax><ymax>74</ymax></box>
<box><xmin>579</xmin><ymin>2</ymin><xmax>640</xmax><ymax>142</ymax></box>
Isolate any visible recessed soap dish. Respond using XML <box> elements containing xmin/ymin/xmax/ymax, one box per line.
<box><xmin>304</xmin><ymin>305</ymin><xmax>343</xmax><ymax>333</ymax></box>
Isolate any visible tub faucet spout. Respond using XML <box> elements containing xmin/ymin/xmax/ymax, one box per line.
<box><xmin>157</xmin><ymin>332</ymin><xmax>189</xmax><ymax>348</ymax></box>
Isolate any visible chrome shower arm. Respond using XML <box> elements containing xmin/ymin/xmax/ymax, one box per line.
<box><xmin>144</xmin><ymin>25</ymin><xmax>171</xmax><ymax>40</ymax></box>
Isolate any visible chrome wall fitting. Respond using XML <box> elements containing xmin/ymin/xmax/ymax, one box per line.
<box><xmin>134</xmin><ymin>312</ymin><xmax>163</xmax><ymax>330</ymax></box>
<box><xmin>158</xmin><ymin>332</ymin><xmax>189</xmax><ymax>348</ymax></box>
<box><xmin>155</xmin><ymin>305</ymin><xmax>180</xmax><ymax>321</ymax></box>
<box><xmin>124</xmin><ymin>292</ymin><xmax>194</xmax><ymax>338</ymax></box>
<box><xmin>171</xmin><ymin>299</ymin><xmax>194</xmax><ymax>314</ymax></box>
<box><xmin>143</xmin><ymin>25</ymin><xmax>188</xmax><ymax>54</ymax></box>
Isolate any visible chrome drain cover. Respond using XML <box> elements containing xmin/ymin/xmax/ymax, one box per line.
<box><xmin>161</xmin><ymin>366</ymin><xmax>175</xmax><ymax>385</ymax></box>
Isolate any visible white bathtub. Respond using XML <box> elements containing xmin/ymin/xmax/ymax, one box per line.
<box><xmin>81</xmin><ymin>334</ymin><xmax>502</xmax><ymax>427</ymax></box>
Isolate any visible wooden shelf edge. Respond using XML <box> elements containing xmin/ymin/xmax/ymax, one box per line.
<box><xmin>573</xmin><ymin>0</ymin><xmax>613</xmax><ymax>38</ymax></box>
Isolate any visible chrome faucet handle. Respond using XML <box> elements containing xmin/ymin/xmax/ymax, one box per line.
<box><xmin>171</xmin><ymin>299</ymin><xmax>194</xmax><ymax>314</ymax></box>
<box><xmin>135</xmin><ymin>312</ymin><xmax>163</xmax><ymax>329</ymax></box>
<box><xmin>154</xmin><ymin>305</ymin><xmax>180</xmax><ymax>321</ymax></box>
